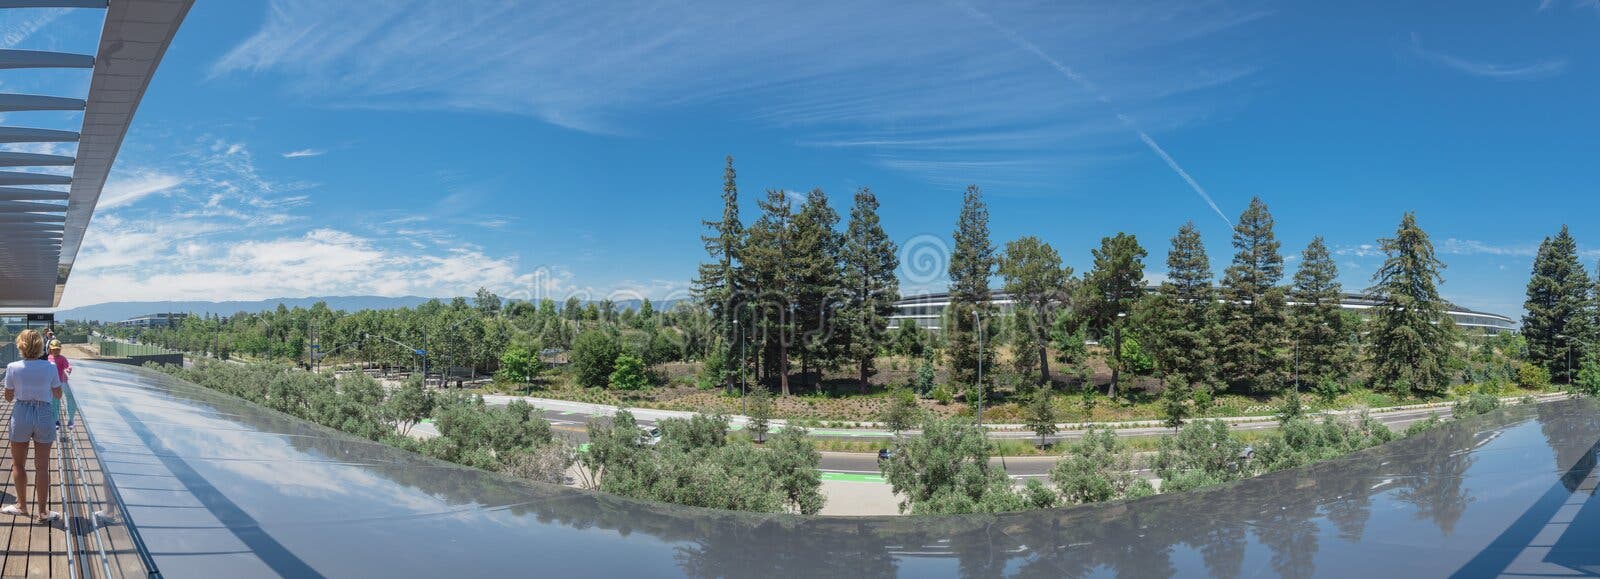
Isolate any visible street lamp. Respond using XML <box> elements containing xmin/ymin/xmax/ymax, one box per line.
<box><xmin>438</xmin><ymin>315</ymin><xmax>481</xmax><ymax>386</ymax></box>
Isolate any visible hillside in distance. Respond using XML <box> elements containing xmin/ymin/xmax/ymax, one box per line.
<box><xmin>55</xmin><ymin>296</ymin><xmax>434</xmax><ymax>322</ymax></box>
<box><xmin>55</xmin><ymin>296</ymin><xmax>682</xmax><ymax>322</ymax></box>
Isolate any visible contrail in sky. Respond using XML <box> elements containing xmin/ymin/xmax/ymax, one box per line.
<box><xmin>953</xmin><ymin>1</ymin><xmax>1232</xmax><ymax>226</ymax></box>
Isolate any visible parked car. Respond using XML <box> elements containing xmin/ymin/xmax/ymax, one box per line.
<box><xmin>640</xmin><ymin>426</ymin><xmax>662</xmax><ymax>446</ymax></box>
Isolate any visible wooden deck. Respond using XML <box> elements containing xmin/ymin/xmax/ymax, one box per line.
<box><xmin>0</xmin><ymin>397</ymin><xmax>151</xmax><ymax>578</ymax></box>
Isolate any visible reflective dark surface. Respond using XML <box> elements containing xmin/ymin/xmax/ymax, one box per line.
<box><xmin>71</xmin><ymin>361</ymin><xmax>1600</xmax><ymax>578</ymax></box>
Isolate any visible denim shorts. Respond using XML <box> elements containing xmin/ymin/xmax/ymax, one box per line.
<box><xmin>9</xmin><ymin>400</ymin><xmax>56</xmax><ymax>444</ymax></box>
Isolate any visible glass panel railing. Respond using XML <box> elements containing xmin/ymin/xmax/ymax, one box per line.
<box><xmin>59</xmin><ymin>386</ymin><xmax>162</xmax><ymax>579</ymax></box>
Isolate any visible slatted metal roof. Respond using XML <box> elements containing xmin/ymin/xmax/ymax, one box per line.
<box><xmin>0</xmin><ymin>0</ymin><xmax>191</xmax><ymax>307</ymax></box>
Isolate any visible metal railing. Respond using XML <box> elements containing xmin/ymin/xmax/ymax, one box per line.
<box><xmin>57</xmin><ymin>386</ymin><xmax>163</xmax><ymax>578</ymax></box>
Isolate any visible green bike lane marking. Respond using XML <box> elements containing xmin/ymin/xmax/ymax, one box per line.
<box><xmin>819</xmin><ymin>472</ymin><xmax>885</xmax><ymax>483</ymax></box>
<box><xmin>727</xmin><ymin>423</ymin><xmax>884</xmax><ymax>438</ymax></box>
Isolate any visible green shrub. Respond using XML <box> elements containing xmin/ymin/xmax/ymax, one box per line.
<box><xmin>1576</xmin><ymin>353</ymin><xmax>1600</xmax><ymax>396</ymax></box>
<box><xmin>1405</xmin><ymin>415</ymin><xmax>1443</xmax><ymax>436</ymax></box>
<box><xmin>608</xmin><ymin>353</ymin><xmax>651</xmax><ymax>390</ymax></box>
<box><xmin>698</xmin><ymin>346</ymin><xmax>728</xmax><ymax>390</ymax></box>
<box><xmin>1159</xmin><ymin>382</ymin><xmax>1192</xmax><ymax>428</ymax></box>
<box><xmin>1313</xmin><ymin>376</ymin><xmax>1343</xmax><ymax>403</ymax></box>
<box><xmin>1275</xmin><ymin>389</ymin><xmax>1307</xmax><ymax>424</ymax></box>
<box><xmin>1118</xmin><ymin>336</ymin><xmax>1155</xmax><ymax>376</ymax></box>
<box><xmin>1160</xmin><ymin>468</ymin><xmax>1228</xmax><ymax>493</ymax></box>
<box><xmin>1050</xmin><ymin>428</ymin><xmax>1153</xmax><ymax>504</ymax></box>
<box><xmin>880</xmin><ymin>387</ymin><xmax>923</xmax><ymax>435</ymax></box>
<box><xmin>571</xmin><ymin>329</ymin><xmax>622</xmax><ymax>389</ymax></box>
<box><xmin>581</xmin><ymin>409</ymin><xmax>824</xmax><ymax>514</ymax></box>
<box><xmin>931</xmin><ymin>384</ymin><xmax>954</xmax><ymax>405</ymax></box>
<box><xmin>1254</xmin><ymin>414</ymin><xmax>1393</xmax><ymax>472</ymax></box>
<box><xmin>882</xmin><ymin>416</ymin><xmax>1031</xmax><ymax>515</ymax></box>
<box><xmin>1478</xmin><ymin>376</ymin><xmax>1507</xmax><ymax>397</ymax></box>
<box><xmin>1517</xmin><ymin>363</ymin><xmax>1551</xmax><ymax>389</ymax></box>
<box><xmin>496</xmin><ymin>338</ymin><xmax>541</xmax><ymax>384</ymax></box>
<box><xmin>1453</xmin><ymin>392</ymin><xmax>1501</xmax><ymax>417</ymax></box>
<box><xmin>1154</xmin><ymin>420</ymin><xmax>1248</xmax><ymax>485</ymax></box>
<box><xmin>1020</xmin><ymin>479</ymin><xmax>1059</xmax><ymax>509</ymax></box>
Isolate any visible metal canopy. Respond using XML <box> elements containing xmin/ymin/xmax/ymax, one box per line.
<box><xmin>0</xmin><ymin>0</ymin><xmax>191</xmax><ymax>307</ymax></box>
<box><xmin>0</xmin><ymin>186</ymin><xmax>68</xmax><ymax>200</ymax></box>
<box><xmin>0</xmin><ymin>93</ymin><xmax>87</xmax><ymax>111</ymax></box>
<box><xmin>0</xmin><ymin>151</ymin><xmax>74</xmax><ymax>166</ymax></box>
<box><xmin>0</xmin><ymin>127</ymin><xmax>79</xmax><ymax>142</ymax></box>
<box><xmin>0</xmin><ymin>48</ymin><xmax>93</xmax><ymax>69</ymax></box>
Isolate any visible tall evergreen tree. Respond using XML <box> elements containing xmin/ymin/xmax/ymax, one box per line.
<box><xmin>1289</xmin><ymin>237</ymin><xmax>1353</xmax><ymax>385</ymax></box>
<box><xmin>1217</xmin><ymin>197</ymin><xmax>1288</xmax><ymax>394</ymax></box>
<box><xmin>946</xmin><ymin>185</ymin><xmax>997</xmax><ymax>400</ymax></box>
<box><xmin>998</xmin><ymin>236</ymin><xmax>1072</xmax><ymax>385</ymax></box>
<box><xmin>691</xmin><ymin>156</ymin><xmax>746</xmax><ymax>392</ymax></box>
<box><xmin>839</xmin><ymin>187</ymin><xmax>901</xmax><ymax>392</ymax></box>
<box><xmin>1081</xmin><ymin>233</ymin><xmax>1146</xmax><ymax>398</ymax></box>
<box><xmin>790</xmin><ymin>189</ymin><xmax>844</xmax><ymax>388</ymax></box>
<box><xmin>1522</xmin><ymin>225</ymin><xmax>1593</xmax><ymax>383</ymax></box>
<box><xmin>743</xmin><ymin>189</ymin><xmax>797</xmax><ymax>395</ymax></box>
<box><xmin>1367</xmin><ymin>212</ymin><xmax>1456</xmax><ymax>395</ymax></box>
<box><xmin>1147</xmin><ymin>222</ymin><xmax>1217</xmax><ymax>392</ymax></box>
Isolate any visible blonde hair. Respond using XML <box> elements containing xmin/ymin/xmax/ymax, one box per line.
<box><xmin>16</xmin><ymin>329</ymin><xmax>43</xmax><ymax>359</ymax></box>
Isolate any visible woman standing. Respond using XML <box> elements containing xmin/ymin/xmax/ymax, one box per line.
<box><xmin>47</xmin><ymin>340</ymin><xmax>72</xmax><ymax>430</ymax></box>
<box><xmin>2</xmin><ymin>330</ymin><xmax>62</xmax><ymax>522</ymax></box>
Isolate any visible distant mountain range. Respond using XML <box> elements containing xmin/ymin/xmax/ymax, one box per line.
<box><xmin>54</xmin><ymin>296</ymin><xmax>686</xmax><ymax>322</ymax></box>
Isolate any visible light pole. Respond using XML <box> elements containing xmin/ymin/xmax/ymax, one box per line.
<box><xmin>1557</xmin><ymin>333</ymin><xmax>1573</xmax><ymax>384</ymax></box>
<box><xmin>441</xmin><ymin>315</ymin><xmax>480</xmax><ymax>387</ymax></box>
<box><xmin>974</xmin><ymin>309</ymin><xmax>983</xmax><ymax>429</ymax></box>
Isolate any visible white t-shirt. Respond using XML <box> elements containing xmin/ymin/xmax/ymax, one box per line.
<box><xmin>5</xmin><ymin>359</ymin><xmax>61</xmax><ymax>402</ymax></box>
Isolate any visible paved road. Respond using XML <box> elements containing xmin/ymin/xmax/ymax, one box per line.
<box><xmin>445</xmin><ymin>392</ymin><xmax>1562</xmax><ymax>444</ymax></box>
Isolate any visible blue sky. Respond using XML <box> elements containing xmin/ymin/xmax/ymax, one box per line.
<box><xmin>14</xmin><ymin>1</ymin><xmax>1599</xmax><ymax>317</ymax></box>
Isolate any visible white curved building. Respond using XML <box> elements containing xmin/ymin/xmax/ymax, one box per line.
<box><xmin>891</xmin><ymin>289</ymin><xmax>1517</xmax><ymax>334</ymax></box>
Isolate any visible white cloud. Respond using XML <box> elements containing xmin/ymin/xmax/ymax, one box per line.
<box><xmin>282</xmin><ymin>148</ymin><xmax>324</xmax><ymax>158</ymax></box>
<box><xmin>1411</xmin><ymin>33</ymin><xmax>1567</xmax><ymax>81</ymax></box>
<box><xmin>99</xmin><ymin>171</ymin><xmax>184</xmax><ymax>210</ymax></box>
<box><xmin>1335</xmin><ymin>244</ymin><xmax>1383</xmax><ymax>258</ymax></box>
<box><xmin>1439</xmin><ymin>238</ymin><xmax>1537</xmax><ymax>257</ymax></box>
<box><xmin>62</xmin><ymin>225</ymin><xmax>580</xmax><ymax>309</ymax></box>
<box><xmin>211</xmin><ymin>0</ymin><xmax>1267</xmax><ymax>197</ymax></box>
<box><xmin>0</xmin><ymin>9</ymin><xmax>64</xmax><ymax>49</ymax></box>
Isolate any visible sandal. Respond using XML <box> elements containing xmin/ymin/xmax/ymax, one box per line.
<box><xmin>1</xmin><ymin>504</ymin><xmax>29</xmax><ymax>517</ymax></box>
<box><xmin>36</xmin><ymin>511</ymin><xmax>59</xmax><ymax>523</ymax></box>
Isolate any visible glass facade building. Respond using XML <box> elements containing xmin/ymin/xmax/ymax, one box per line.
<box><xmin>891</xmin><ymin>289</ymin><xmax>1518</xmax><ymax>334</ymax></box>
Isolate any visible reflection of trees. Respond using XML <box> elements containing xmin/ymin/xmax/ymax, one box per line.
<box><xmin>675</xmin><ymin>518</ymin><xmax>899</xmax><ymax>578</ymax></box>
<box><xmin>1252</xmin><ymin>475</ymin><xmax>1319</xmax><ymax>579</ymax></box>
<box><xmin>1539</xmin><ymin>400</ymin><xmax>1600</xmax><ymax>491</ymax></box>
<box><xmin>1394</xmin><ymin>420</ymin><xmax>1480</xmax><ymax>536</ymax></box>
<box><xmin>95</xmin><ymin>365</ymin><xmax>1595</xmax><ymax>578</ymax></box>
<box><xmin>1319</xmin><ymin>450</ymin><xmax>1384</xmax><ymax>543</ymax></box>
